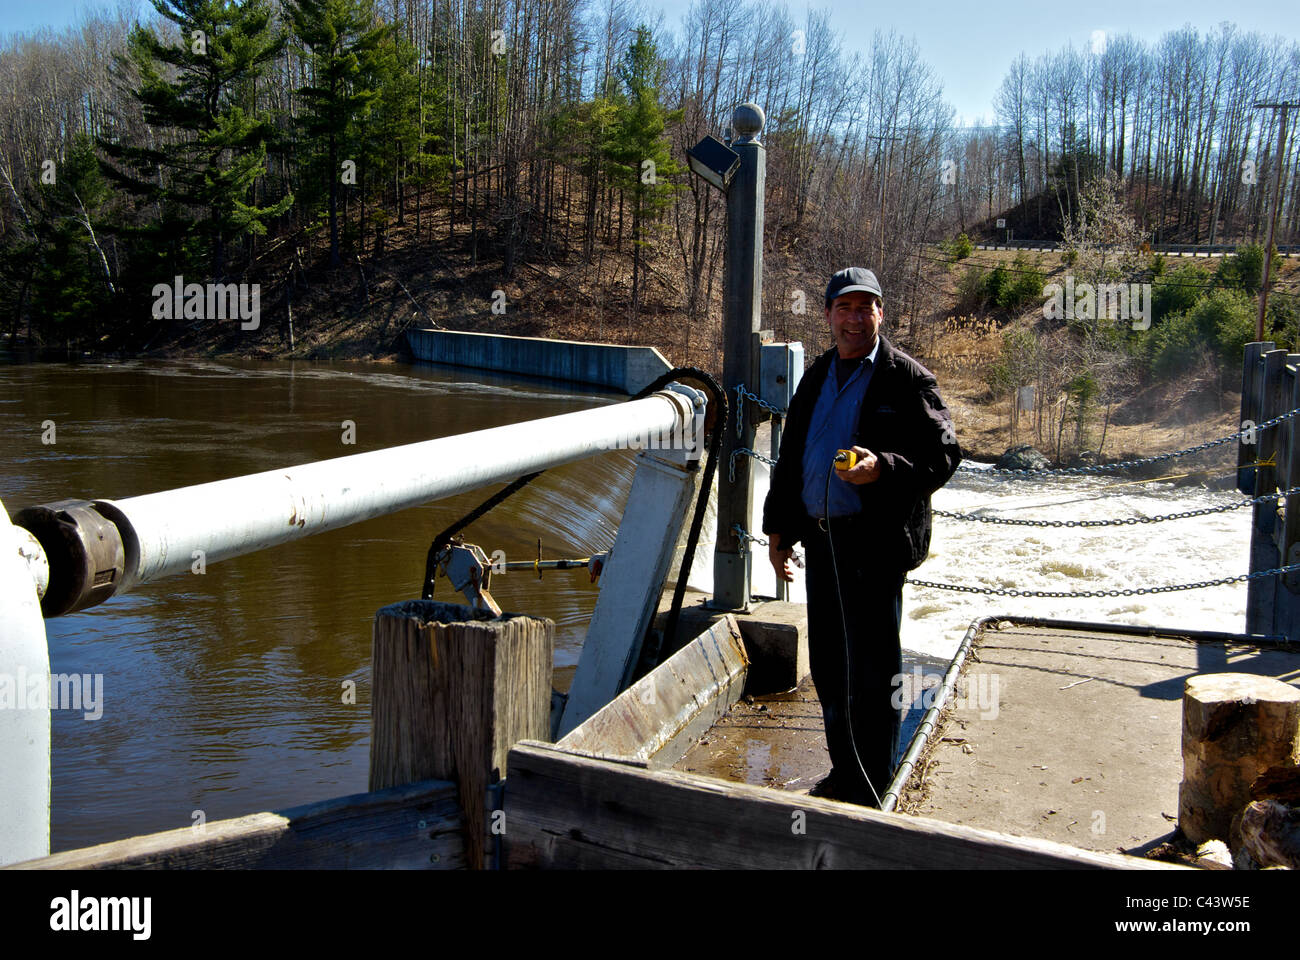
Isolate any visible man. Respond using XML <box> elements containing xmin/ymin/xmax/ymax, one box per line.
<box><xmin>762</xmin><ymin>266</ymin><xmax>960</xmax><ymax>807</ymax></box>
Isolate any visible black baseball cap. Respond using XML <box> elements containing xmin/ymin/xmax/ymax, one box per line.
<box><xmin>825</xmin><ymin>267</ymin><xmax>883</xmax><ymax>308</ymax></box>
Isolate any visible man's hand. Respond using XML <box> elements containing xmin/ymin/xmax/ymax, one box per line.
<box><xmin>768</xmin><ymin>532</ymin><xmax>795</xmax><ymax>583</ymax></box>
<box><xmin>839</xmin><ymin>445</ymin><xmax>882</xmax><ymax>484</ymax></box>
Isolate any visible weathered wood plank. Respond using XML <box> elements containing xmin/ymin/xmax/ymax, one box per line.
<box><xmin>370</xmin><ymin>599</ymin><xmax>552</xmax><ymax>870</ymax></box>
<box><xmin>1238</xmin><ymin>341</ymin><xmax>1269</xmax><ymax>494</ymax></box>
<box><xmin>1248</xmin><ymin>350</ymin><xmax>1287</xmax><ymax>633</ymax></box>
<box><xmin>503</xmin><ymin>742</ymin><xmax>1186</xmax><ymax>870</ymax></box>
<box><xmin>557</xmin><ymin>615</ymin><xmax>747</xmax><ymax>766</ymax></box>
<box><xmin>1283</xmin><ymin>361</ymin><xmax>1300</xmax><ymax>603</ymax></box>
<box><xmin>8</xmin><ymin>779</ymin><xmax>466</xmax><ymax>870</ymax></box>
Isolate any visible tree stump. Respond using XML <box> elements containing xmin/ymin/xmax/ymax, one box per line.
<box><xmin>1178</xmin><ymin>673</ymin><xmax>1300</xmax><ymax>846</ymax></box>
<box><xmin>370</xmin><ymin>599</ymin><xmax>553</xmax><ymax>869</ymax></box>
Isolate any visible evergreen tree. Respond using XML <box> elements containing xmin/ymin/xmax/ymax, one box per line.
<box><xmin>555</xmin><ymin>80</ymin><xmax>622</xmax><ymax>262</ymax></box>
<box><xmin>287</xmin><ymin>0</ymin><xmax>388</xmax><ymax>266</ymax></box>
<box><xmin>31</xmin><ymin>135</ymin><xmax>116</xmax><ymax>344</ymax></box>
<box><xmin>101</xmin><ymin>0</ymin><xmax>291</xmax><ymax>279</ymax></box>
<box><xmin>606</xmin><ymin>26</ymin><xmax>683</xmax><ymax>317</ymax></box>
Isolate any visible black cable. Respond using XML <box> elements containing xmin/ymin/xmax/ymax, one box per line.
<box><xmin>422</xmin><ymin>471</ymin><xmax>544</xmax><ymax>599</ymax></box>
<box><xmin>824</xmin><ymin>454</ymin><xmax>884</xmax><ymax>808</ymax></box>
<box><xmin>626</xmin><ymin>367</ymin><xmax>726</xmax><ymax>657</ymax></box>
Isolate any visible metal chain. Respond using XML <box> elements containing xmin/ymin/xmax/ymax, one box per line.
<box><xmin>735</xmin><ymin>383</ymin><xmax>788</xmax><ymax>425</ymax></box>
<box><xmin>933</xmin><ymin>486</ymin><xmax>1300</xmax><ymax>528</ymax></box>
<box><xmin>733</xmin><ymin>523</ymin><xmax>805</xmax><ymax>568</ymax></box>
<box><xmin>729</xmin><ymin>446</ymin><xmax>778</xmax><ymax>482</ymax></box>
<box><xmin>959</xmin><ymin>406</ymin><xmax>1300</xmax><ymax>477</ymax></box>
<box><xmin>907</xmin><ymin>563</ymin><xmax>1300</xmax><ymax>599</ymax></box>
<box><xmin>732</xmin><ymin>523</ymin><xmax>768</xmax><ymax>547</ymax></box>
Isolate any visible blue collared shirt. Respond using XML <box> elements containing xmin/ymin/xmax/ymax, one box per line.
<box><xmin>801</xmin><ymin>339</ymin><xmax>879</xmax><ymax>519</ymax></box>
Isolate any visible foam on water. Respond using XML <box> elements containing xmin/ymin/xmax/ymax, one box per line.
<box><xmin>695</xmin><ymin>454</ymin><xmax>1253</xmax><ymax>663</ymax></box>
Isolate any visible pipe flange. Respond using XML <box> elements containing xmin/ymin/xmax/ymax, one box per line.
<box><xmin>12</xmin><ymin>500</ymin><xmax>125</xmax><ymax>617</ymax></box>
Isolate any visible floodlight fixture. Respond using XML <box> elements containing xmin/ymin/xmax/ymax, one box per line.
<box><xmin>686</xmin><ymin>135</ymin><xmax>741</xmax><ymax>193</ymax></box>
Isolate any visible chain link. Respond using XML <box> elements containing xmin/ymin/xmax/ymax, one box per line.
<box><xmin>959</xmin><ymin>406</ymin><xmax>1300</xmax><ymax>477</ymax></box>
<box><xmin>729</xmin><ymin>446</ymin><xmax>778</xmax><ymax>482</ymax></box>
<box><xmin>907</xmin><ymin>563</ymin><xmax>1300</xmax><ymax>598</ymax></box>
<box><xmin>733</xmin><ymin>523</ymin><xmax>805</xmax><ymax>567</ymax></box>
<box><xmin>933</xmin><ymin>486</ymin><xmax>1300</xmax><ymax>528</ymax></box>
<box><xmin>735</xmin><ymin>383</ymin><xmax>788</xmax><ymax>422</ymax></box>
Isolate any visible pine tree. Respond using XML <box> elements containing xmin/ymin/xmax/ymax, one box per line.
<box><xmin>101</xmin><ymin>0</ymin><xmax>291</xmax><ymax>279</ymax></box>
<box><xmin>288</xmin><ymin>0</ymin><xmax>388</xmax><ymax>266</ymax></box>
<box><xmin>606</xmin><ymin>26</ymin><xmax>683</xmax><ymax>318</ymax></box>
<box><xmin>30</xmin><ymin>134</ymin><xmax>116</xmax><ymax>345</ymax></box>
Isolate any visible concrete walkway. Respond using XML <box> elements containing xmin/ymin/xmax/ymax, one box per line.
<box><xmin>671</xmin><ymin>617</ymin><xmax>1300</xmax><ymax>858</ymax></box>
<box><xmin>899</xmin><ymin>620</ymin><xmax>1300</xmax><ymax>855</ymax></box>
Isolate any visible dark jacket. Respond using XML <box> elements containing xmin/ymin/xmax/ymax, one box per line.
<box><xmin>761</xmin><ymin>335</ymin><xmax>961</xmax><ymax>571</ymax></box>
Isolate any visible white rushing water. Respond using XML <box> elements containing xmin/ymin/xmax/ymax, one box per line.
<box><xmin>691</xmin><ymin>452</ymin><xmax>1254</xmax><ymax>663</ymax></box>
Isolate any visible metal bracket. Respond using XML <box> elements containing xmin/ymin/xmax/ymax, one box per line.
<box><xmin>435</xmin><ymin>542</ymin><xmax>502</xmax><ymax>617</ymax></box>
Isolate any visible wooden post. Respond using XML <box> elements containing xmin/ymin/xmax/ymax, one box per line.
<box><xmin>370</xmin><ymin>599</ymin><xmax>553</xmax><ymax>869</ymax></box>
<box><xmin>1245</xmin><ymin>345</ymin><xmax>1281</xmax><ymax>634</ymax></box>
<box><xmin>1237</xmin><ymin>341</ymin><xmax>1271</xmax><ymax>493</ymax></box>
<box><xmin>1178</xmin><ymin>673</ymin><xmax>1300</xmax><ymax>846</ymax></box>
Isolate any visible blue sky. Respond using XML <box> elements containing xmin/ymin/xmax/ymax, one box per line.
<box><xmin>4</xmin><ymin>0</ymin><xmax>1297</xmax><ymax>127</ymax></box>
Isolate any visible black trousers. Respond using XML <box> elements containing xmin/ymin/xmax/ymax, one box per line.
<box><xmin>802</xmin><ymin>520</ymin><xmax>905</xmax><ymax>807</ymax></box>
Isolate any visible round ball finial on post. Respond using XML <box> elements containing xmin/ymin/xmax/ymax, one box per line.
<box><xmin>731</xmin><ymin>103</ymin><xmax>765</xmax><ymax>143</ymax></box>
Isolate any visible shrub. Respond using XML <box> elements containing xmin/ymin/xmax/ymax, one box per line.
<box><xmin>1151</xmin><ymin>254</ymin><xmax>1166</xmax><ymax>278</ymax></box>
<box><xmin>1152</xmin><ymin>263</ymin><xmax>1210</xmax><ymax>325</ymax></box>
<box><xmin>941</xmin><ymin>232</ymin><xmax>974</xmax><ymax>261</ymax></box>
<box><xmin>955</xmin><ymin>265</ymin><xmax>988</xmax><ymax>312</ymax></box>
<box><xmin>1214</xmin><ymin>242</ymin><xmax>1283</xmax><ymax>296</ymax></box>
<box><xmin>999</xmin><ymin>254</ymin><xmax>1045</xmax><ymax>312</ymax></box>
<box><xmin>983</xmin><ymin>263</ymin><xmax>1011</xmax><ymax>308</ymax></box>
<box><xmin>1147</xmin><ymin>289</ymin><xmax>1256</xmax><ymax>380</ymax></box>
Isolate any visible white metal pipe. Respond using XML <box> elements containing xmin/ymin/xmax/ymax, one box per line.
<box><xmin>0</xmin><ymin>497</ymin><xmax>51</xmax><ymax>865</ymax></box>
<box><xmin>96</xmin><ymin>391</ymin><xmax>695</xmax><ymax>592</ymax></box>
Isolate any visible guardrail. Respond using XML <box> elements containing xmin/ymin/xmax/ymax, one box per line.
<box><xmin>968</xmin><ymin>241</ymin><xmax>1300</xmax><ymax>256</ymax></box>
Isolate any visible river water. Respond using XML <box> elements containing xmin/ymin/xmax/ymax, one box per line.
<box><xmin>0</xmin><ymin>358</ymin><xmax>1254</xmax><ymax>852</ymax></box>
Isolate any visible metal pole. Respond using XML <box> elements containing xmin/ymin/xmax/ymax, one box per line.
<box><xmin>1253</xmin><ymin>102</ymin><xmax>1296</xmax><ymax>342</ymax></box>
<box><xmin>714</xmin><ymin>103</ymin><xmax>765</xmax><ymax>611</ymax></box>
<box><xmin>0</xmin><ymin>498</ymin><xmax>50</xmax><ymax>865</ymax></box>
<box><xmin>20</xmin><ymin>391</ymin><xmax>697</xmax><ymax>613</ymax></box>
<box><xmin>770</xmin><ymin>416</ymin><xmax>787</xmax><ymax>602</ymax></box>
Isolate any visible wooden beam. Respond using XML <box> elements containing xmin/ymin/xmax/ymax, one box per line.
<box><xmin>558</xmin><ymin>615</ymin><xmax>747</xmax><ymax>766</ymax></box>
<box><xmin>8</xmin><ymin>779</ymin><xmax>465</xmax><ymax>870</ymax></box>
<box><xmin>503</xmin><ymin>742</ymin><xmax>1184</xmax><ymax>870</ymax></box>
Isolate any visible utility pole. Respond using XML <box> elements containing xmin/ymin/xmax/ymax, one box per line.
<box><xmin>1252</xmin><ymin>101</ymin><xmax>1298</xmax><ymax>342</ymax></box>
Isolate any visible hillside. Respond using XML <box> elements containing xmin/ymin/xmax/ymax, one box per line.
<box><xmin>140</xmin><ymin>182</ymin><xmax>1299</xmax><ymax>472</ymax></box>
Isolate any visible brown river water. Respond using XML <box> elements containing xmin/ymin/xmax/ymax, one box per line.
<box><xmin>1</xmin><ymin>357</ymin><xmax>636</xmax><ymax>852</ymax></box>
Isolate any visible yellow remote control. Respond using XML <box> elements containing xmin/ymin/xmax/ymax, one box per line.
<box><xmin>834</xmin><ymin>449</ymin><xmax>858</xmax><ymax>471</ymax></box>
